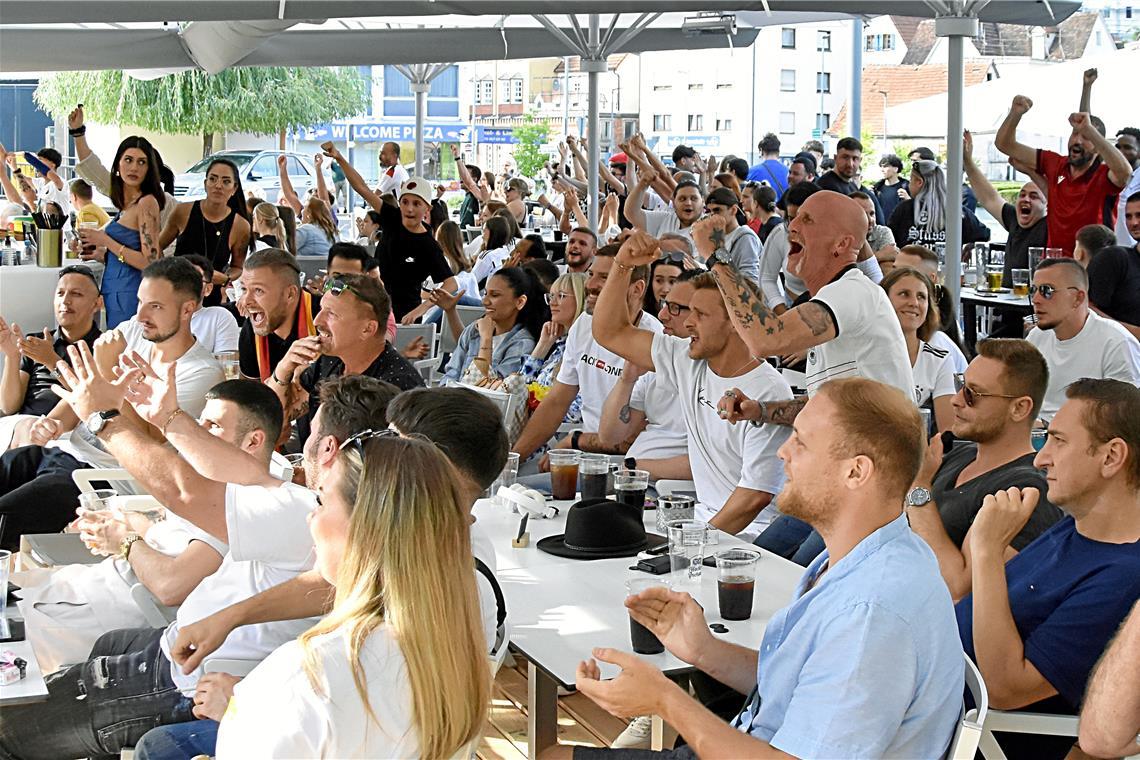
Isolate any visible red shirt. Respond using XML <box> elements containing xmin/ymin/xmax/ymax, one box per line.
<box><xmin>1036</xmin><ymin>149</ymin><xmax>1123</xmax><ymax>255</ymax></box>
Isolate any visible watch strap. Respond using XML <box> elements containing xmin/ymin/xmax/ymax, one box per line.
<box><xmin>570</xmin><ymin>430</ymin><xmax>582</xmax><ymax>451</ymax></box>
<box><xmin>119</xmin><ymin>533</ymin><xmax>143</xmax><ymax>560</ymax></box>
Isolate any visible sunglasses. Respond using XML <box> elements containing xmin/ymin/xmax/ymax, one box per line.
<box><xmin>337</xmin><ymin>428</ymin><xmax>398</xmax><ymax>454</ymax></box>
<box><xmin>323</xmin><ymin>276</ymin><xmax>361</xmax><ymax>298</ymax></box>
<box><xmin>660</xmin><ymin>250</ymin><xmax>687</xmax><ymax>265</ymax></box>
<box><xmin>953</xmin><ymin>373</ymin><xmax>1022</xmax><ymax>407</ymax></box>
<box><xmin>662</xmin><ymin>300</ymin><xmax>691</xmax><ymax>317</ymax></box>
<box><xmin>1028</xmin><ymin>284</ymin><xmax>1080</xmax><ymax>300</ymax></box>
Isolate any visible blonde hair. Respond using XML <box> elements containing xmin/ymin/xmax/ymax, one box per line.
<box><xmin>300</xmin><ymin>436</ymin><xmax>490</xmax><ymax>759</ymax></box>
<box><xmin>303</xmin><ymin>196</ymin><xmax>338</xmax><ymax>243</ymax></box>
<box><xmin>551</xmin><ymin>272</ymin><xmax>587</xmax><ymax>322</ymax></box>
<box><xmin>435</xmin><ymin>221</ymin><xmax>472</xmax><ymax>274</ymax></box>
<box><xmin>252</xmin><ymin>202</ymin><xmax>287</xmax><ymax>247</ymax></box>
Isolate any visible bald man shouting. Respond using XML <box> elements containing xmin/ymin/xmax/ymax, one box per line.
<box><xmin>698</xmin><ymin>190</ymin><xmax>914</xmax><ymax>426</ymax></box>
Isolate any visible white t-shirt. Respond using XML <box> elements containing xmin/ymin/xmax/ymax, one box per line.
<box><xmin>48</xmin><ymin>339</ymin><xmax>223</xmax><ymax>471</ymax></box>
<box><xmin>471</xmin><ymin>243</ymin><xmax>514</xmax><ymax>285</ymax></box>
<box><xmin>190</xmin><ymin>306</ymin><xmax>240</xmax><ymax>354</ymax></box>
<box><xmin>806</xmin><ymin>268</ymin><xmax>915</xmax><ymax>399</ymax></box>
<box><xmin>641</xmin><ymin>209</ymin><xmax>691</xmax><ymax>240</ymax></box>
<box><xmin>161</xmin><ymin>481</ymin><xmax>319</xmax><ymax>694</ymax></box>
<box><xmin>912</xmin><ymin>341</ymin><xmax>956</xmax><ymax>407</ymax></box>
<box><xmin>929</xmin><ymin>331</ymin><xmax>968</xmax><ymax>374</ymax></box>
<box><xmin>378</xmin><ymin>164</ymin><xmax>410</xmax><ymax>197</ymax></box>
<box><xmin>626</xmin><ymin>372</ymin><xmax>688</xmax><ymax>461</ymax></box>
<box><xmin>650</xmin><ymin>333</ymin><xmax>792</xmax><ymax>541</ymax></box>
<box><xmin>1027</xmin><ymin>310</ymin><xmax>1140</xmax><ymax>421</ymax></box>
<box><xmin>216</xmin><ymin>626</ymin><xmax>437</xmax><ymax>760</ymax></box>
<box><xmin>556</xmin><ymin>311</ymin><xmax>663</xmax><ymax>430</ymax></box>
<box><xmin>37</xmin><ymin>177</ymin><xmax>72</xmax><ymax>222</ymax></box>
<box><xmin>1115</xmin><ymin>165</ymin><xmax>1140</xmax><ymax>246</ymax></box>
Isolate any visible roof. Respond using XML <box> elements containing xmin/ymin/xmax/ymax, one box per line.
<box><xmin>830</xmin><ymin>61</ymin><xmax>993</xmax><ymax>136</ymax></box>
<box><xmin>899</xmin><ymin>11</ymin><xmax>1102</xmax><ymax>65</ymax></box>
<box><xmin>553</xmin><ymin>54</ymin><xmax>629</xmax><ymax>74</ymax></box>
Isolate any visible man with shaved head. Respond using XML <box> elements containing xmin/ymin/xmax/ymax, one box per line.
<box><xmin>696</xmin><ymin>190</ymin><xmax>913</xmax><ymax>426</ymax></box>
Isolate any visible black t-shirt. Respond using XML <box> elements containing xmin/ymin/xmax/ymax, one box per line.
<box><xmin>1087</xmin><ymin>244</ymin><xmax>1140</xmax><ymax>327</ymax></box>
<box><xmin>296</xmin><ymin>343</ymin><xmax>424</xmax><ymax>441</ymax></box>
<box><xmin>887</xmin><ymin>198</ymin><xmax>990</xmax><ymax>250</ymax></box>
<box><xmin>932</xmin><ymin>441</ymin><xmax>1061</xmax><ymax>550</ymax></box>
<box><xmin>374</xmin><ymin>202</ymin><xmax>454</xmax><ymax>320</ymax></box>
<box><xmin>816</xmin><ymin>171</ymin><xmax>885</xmax><ymax>223</ymax></box>
<box><xmin>873</xmin><ymin>178</ymin><xmax>909</xmax><ymax>222</ymax></box>
<box><xmin>18</xmin><ymin>325</ymin><xmax>101</xmax><ymax>416</ymax></box>
<box><xmin>1000</xmin><ymin>203</ymin><xmax>1049</xmax><ymax>282</ymax></box>
<box><xmin>238</xmin><ymin>318</ymin><xmax>299</xmax><ymax>380</ymax></box>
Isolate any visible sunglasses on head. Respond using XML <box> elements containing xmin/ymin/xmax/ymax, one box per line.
<box><xmin>337</xmin><ymin>428</ymin><xmax>399</xmax><ymax>454</ymax></box>
<box><xmin>660</xmin><ymin>250</ymin><xmax>687</xmax><ymax>264</ymax></box>
<box><xmin>953</xmin><ymin>373</ymin><xmax>1022</xmax><ymax>407</ymax></box>
<box><xmin>1028</xmin><ymin>284</ymin><xmax>1080</xmax><ymax>300</ymax></box>
<box><xmin>323</xmin><ymin>276</ymin><xmax>361</xmax><ymax>298</ymax></box>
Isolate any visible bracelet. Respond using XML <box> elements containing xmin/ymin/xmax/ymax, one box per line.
<box><xmin>68</xmin><ymin>126</ymin><xmax>87</xmax><ymax>137</ymax></box>
<box><xmin>615</xmin><ymin>261</ymin><xmax>634</xmax><ymax>272</ymax></box>
<box><xmin>749</xmin><ymin>401</ymin><xmax>768</xmax><ymax>428</ymax></box>
<box><xmin>271</xmin><ymin>370</ymin><xmax>290</xmax><ymax>386</ymax></box>
<box><xmin>160</xmin><ymin>408</ymin><xmax>187</xmax><ymax>437</ymax></box>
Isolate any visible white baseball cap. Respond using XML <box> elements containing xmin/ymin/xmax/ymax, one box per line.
<box><xmin>399</xmin><ymin>176</ymin><xmax>432</xmax><ymax>205</ymax></box>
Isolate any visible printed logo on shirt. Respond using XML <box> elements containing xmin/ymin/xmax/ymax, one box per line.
<box><xmin>1057</xmin><ymin>176</ymin><xmax>1065</xmax><ymax>185</ymax></box>
<box><xmin>696</xmin><ymin>386</ymin><xmax>717</xmax><ymax>412</ymax></box>
<box><xmin>580</xmin><ymin>352</ymin><xmax>622</xmax><ymax>377</ymax></box>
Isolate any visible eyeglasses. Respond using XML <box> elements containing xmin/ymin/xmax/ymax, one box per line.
<box><xmin>1027</xmin><ymin>284</ymin><xmax>1080</xmax><ymax>300</ymax></box>
<box><xmin>544</xmin><ymin>291</ymin><xmax>571</xmax><ymax>305</ymax></box>
<box><xmin>662</xmin><ymin>301</ymin><xmax>691</xmax><ymax>317</ymax></box>
<box><xmin>337</xmin><ymin>428</ymin><xmax>398</xmax><ymax>454</ymax></box>
<box><xmin>953</xmin><ymin>374</ymin><xmax>1022</xmax><ymax>407</ymax></box>
<box><xmin>323</xmin><ymin>276</ymin><xmax>361</xmax><ymax>298</ymax></box>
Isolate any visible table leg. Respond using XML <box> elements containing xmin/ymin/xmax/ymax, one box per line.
<box><xmin>527</xmin><ymin>661</ymin><xmax>559</xmax><ymax>760</ymax></box>
<box><xmin>963</xmin><ymin>300</ymin><xmax>978</xmax><ymax>353</ymax></box>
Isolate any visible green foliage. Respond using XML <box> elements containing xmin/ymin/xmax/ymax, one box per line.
<box><xmin>512</xmin><ymin>113</ymin><xmax>551</xmax><ymax>178</ymax></box>
<box><xmin>35</xmin><ymin>67</ymin><xmax>367</xmax><ymax>138</ymax></box>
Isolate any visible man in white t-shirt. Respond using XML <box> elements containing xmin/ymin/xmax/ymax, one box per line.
<box><xmin>1026</xmin><ymin>258</ymin><xmax>1140</xmax><ymax>422</ymax></box>
<box><xmin>703</xmin><ymin>191</ymin><xmax>914</xmax><ymax>429</ymax></box>
<box><xmin>374</xmin><ymin>141</ymin><xmax>409</xmax><ymax>197</ymax></box>
<box><xmin>513</xmin><ymin>246</ymin><xmax>663</xmax><ymax>464</ymax></box>
<box><xmin>625</xmin><ymin>171</ymin><xmax>704</xmax><ymax>240</ymax></box>
<box><xmin>595</xmin><ymin>233</ymin><xmax>793</xmax><ymax>540</ymax></box>
<box><xmin>13</xmin><ymin>379</ymin><xmax>283</xmax><ymax>673</ymax></box>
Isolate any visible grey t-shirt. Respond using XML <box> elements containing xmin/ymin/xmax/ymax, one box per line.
<box><xmin>932</xmin><ymin>441</ymin><xmax>1062</xmax><ymax>551</ymax></box>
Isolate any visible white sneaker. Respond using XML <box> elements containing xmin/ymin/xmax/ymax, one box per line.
<box><xmin>611</xmin><ymin>715</ymin><xmax>653</xmax><ymax>749</ymax></box>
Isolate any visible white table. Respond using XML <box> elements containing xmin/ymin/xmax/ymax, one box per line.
<box><xmin>0</xmin><ymin>639</ymin><xmax>49</xmax><ymax>706</ymax></box>
<box><xmin>472</xmin><ymin>497</ymin><xmax>804</xmax><ymax>758</ymax></box>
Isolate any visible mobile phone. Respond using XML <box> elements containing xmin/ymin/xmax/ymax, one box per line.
<box><xmin>645</xmin><ymin>542</ymin><xmax>669</xmax><ymax>556</ymax></box>
<box><xmin>634</xmin><ymin>555</ymin><xmax>672</xmax><ymax>575</ymax></box>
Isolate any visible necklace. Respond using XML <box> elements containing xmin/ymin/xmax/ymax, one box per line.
<box><xmin>199</xmin><ymin>201</ymin><xmax>231</xmax><ymax>266</ymax></box>
<box><xmin>724</xmin><ymin>355</ymin><xmax>760</xmax><ymax>376</ymax></box>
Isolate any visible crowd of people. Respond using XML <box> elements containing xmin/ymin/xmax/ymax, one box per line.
<box><xmin>0</xmin><ymin>79</ymin><xmax>1138</xmax><ymax>760</ymax></box>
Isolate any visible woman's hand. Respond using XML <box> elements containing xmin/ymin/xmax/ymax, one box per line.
<box><xmin>535</xmin><ymin>321</ymin><xmax>564</xmax><ymax>355</ymax></box>
<box><xmin>192</xmin><ymin>672</ymin><xmax>242</xmax><ymax>721</ymax></box>
<box><xmin>476</xmin><ymin>314</ymin><xmax>495</xmax><ymax>343</ymax></box>
<box><xmin>79</xmin><ymin>225</ymin><xmax>114</xmax><ymax>251</ymax></box>
<box><xmin>427</xmin><ymin>287</ymin><xmax>464</xmax><ymax>312</ymax></box>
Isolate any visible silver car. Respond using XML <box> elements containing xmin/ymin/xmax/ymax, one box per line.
<box><xmin>173</xmin><ymin>150</ymin><xmax>329</xmax><ymax>202</ymax></box>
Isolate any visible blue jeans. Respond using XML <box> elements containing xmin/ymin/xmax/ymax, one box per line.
<box><xmin>0</xmin><ymin>627</ymin><xmax>194</xmax><ymax>760</ymax></box>
<box><xmin>134</xmin><ymin>719</ymin><xmax>219</xmax><ymax>760</ymax></box>
<box><xmin>753</xmin><ymin>515</ymin><xmax>826</xmax><ymax>567</ymax></box>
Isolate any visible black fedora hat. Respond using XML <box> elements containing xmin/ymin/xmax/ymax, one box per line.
<box><xmin>537</xmin><ymin>498</ymin><xmax>658</xmax><ymax>560</ymax></box>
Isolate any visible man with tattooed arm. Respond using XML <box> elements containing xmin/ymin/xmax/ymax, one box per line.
<box><xmin>708</xmin><ymin>190</ymin><xmax>913</xmax><ymax>427</ymax></box>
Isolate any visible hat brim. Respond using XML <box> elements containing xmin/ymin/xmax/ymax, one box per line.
<box><xmin>536</xmin><ymin>532</ymin><xmax>665</xmax><ymax>561</ymax></box>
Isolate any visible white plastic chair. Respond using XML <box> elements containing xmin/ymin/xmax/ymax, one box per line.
<box><xmin>459</xmin><ymin>382</ymin><xmax>515</xmax><ymax>425</ymax></box>
<box><xmin>414</xmin><ymin>357</ymin><xmax>441</xmax><ymax>386</ymax></box>
<box><xmin>978</xmin><ymin>709</ymin><xmax>1080</xmax><ymax>760</ymax></box>
<box><xmin>655</xmin><ymin>480</ymin><xmax>697</xmax><ymax>497</ymax></box>
<box><xmin>439</xmin><ymin>305</ymin><xmax>485</xmax><ymax>355</ymax></box>
<box><xmin>488</xmin><ymin>619</ymin><xmax>512</xmax><ymax>676</ymax></box>
<box><xmin>949</xmin><ymin>653</ymin><xmax>989</xmax><ymax>759</ymax></box>
<box><xmin>394</xmin><ymin>322</ymin><xmax>438</xmax><ymax>359</ymax></box>
<box><xmin>129</xmin><ymin>583</ymin><xmax>179</xmax><ymax>627</ymax></box>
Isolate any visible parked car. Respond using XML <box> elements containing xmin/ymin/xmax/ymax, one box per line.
<box><xmin>173</xmin><ymin>150</ymin><xmax>330</xmax><ymax>202</ymax></box>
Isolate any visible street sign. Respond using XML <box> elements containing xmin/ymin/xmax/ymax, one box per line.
<box><xmin>812</xmin><ymin>128</ymin><xmax>823</xmax><ymax>139</ymax></box>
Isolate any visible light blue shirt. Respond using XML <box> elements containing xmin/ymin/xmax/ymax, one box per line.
<box><xmin>442</xmin><ymin>322</ymin><xmax>536</xmax><ymax>384</ymax></box>
<box><xmin>733</xmin><ymin>513</ymin><xmax>963</xmax><ymax>759</ymax></box>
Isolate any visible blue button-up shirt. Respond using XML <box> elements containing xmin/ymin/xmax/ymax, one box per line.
<box><xmin>732</xmin><ymin>513</ymin><xmax>964</xmax><ymax>759</ymax></box>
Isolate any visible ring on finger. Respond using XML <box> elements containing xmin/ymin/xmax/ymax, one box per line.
<box><xmin>723</xmin><ymin>389</ymin><xmax>736</xmax><ymax>398</ymax></box>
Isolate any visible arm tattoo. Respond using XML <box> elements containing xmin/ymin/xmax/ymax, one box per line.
<box><xmin>710</xmin><ymin>260</ymin><xmax>783</xmax><ymax>333</ymax></box>
<box><xmin>764</xmin><ymin>398</ymin><xmax>808</xmax><ymax>426</ymax></box>
<box><xmin>140</xmin><ymin>212</ymin><xmax>161</xmax><ymax>263</ymax></box>
<box><xmin>619</xmin><ymin>403</ymin><xmax>632</xmax><ymax>424</ymax></box>
<box><xmin>709</xmin><ymin>226</ymin><xmax>726</xmax><ymax>251</ymax></box>
<box><xmin>796</xmin><ymin>302</ymin><xmax>835</xmax><ymax>338</ymax></box>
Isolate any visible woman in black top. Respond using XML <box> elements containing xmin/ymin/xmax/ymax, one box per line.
<box><xmin>160</xmin><ymin>158</ymin><xmax>252</xmax><ymax>306</ymax></box>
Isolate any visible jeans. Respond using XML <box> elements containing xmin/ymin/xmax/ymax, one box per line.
<box><xmin>0</xmin><ymin>445</ymin><xmax>85</xmax><ymax>550</ymax></box>
<box><xmin>0</xmin><ymin>627</ymin><xmax>194</xmax><ymax>760</ymax></box>
<box><xmin>753</xmin><ymin>515</ymin><xmax>826</xmax><ymax>567</ymax></box>
<box><xmin>134</xmin><ymin>719</ymin><xmax>219</xmax><ymax>760</ymax></box>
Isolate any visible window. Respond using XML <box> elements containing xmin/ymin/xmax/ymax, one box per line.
<box><xmin>817</xmin><ymin>30</ymin><xmax>831</xmax><ymax>51</ymax></box>
<box><xmin>865</xmin><ymin>33</ymin><xmax>896</xmax><ymax>51</ymax></box>
<box><xmin>688</xmin><ymin>114</ymin><xmax>704</xmax><ymax>131</ymax></box>
<box><xmin>780</xmin><ymin>69</ymin><xmax>796</xmax><ymax>92</ymax></box>
<box><xmin>688</xmin><ymin>83</ymin><xmax>704</xmax><ymax>91</ymax></box>
<box><xmin>653</xmin><ymin>114</ymin><xmax>672</xmax><ymax>131</ymax></box>
<box><xmin>287</xmin><ymin>157</ymin><xmax>308</xmax><ymax>177</ymax></box>
<box><xmin>249</xmin><ymin>155</ymin><xmax>277</xmax><ymax>179</ymax></box>
<box><xmin>476</xmin><ymin>79</ymin><xmax>493</xmax><ymax>104</ymax></box>
<box><xmin>779</xmin><ymin>112</ymin><xmax>795</xmax><ymax>134</ymax></box>
<box><xmin>717</xmin><ymin>83</ymin><xmax>733</xmax><ymax>90</ymax></box>
<box><xmin>716</xmin><ymin>118</ymin><xmax>733</xmax><ymax>132</ymax></box>
<box><xmin>815</xmin><ymin>113</ymin><xmax>831</xmax><ymax>131</ymax></box>
<box><xmin>781</xmin><ymin>27</ymin><xmax>796</xmax><ymax>48</ymax></box>
<box><xmin>653</xmin><ymin>84</ymin><xmax>673</xmax><ymax>91</ymax></box>
<box><xmin>512</xmin><ymin>78</ymin><xmax>524</xmax><ymax>103</ymax></box>
<box><xmin>624</xmin><ymin>121</ymin><xmax>637</xmax><ymax>140</ymax></box>
<box><xmin>816</xmin><ymin>72</ymin><xmax>831</xmax><ymax>93</ymax></box>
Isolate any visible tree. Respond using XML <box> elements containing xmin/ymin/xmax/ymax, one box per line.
<box><xmin>35</xmin><ymin>67</ymin><xmax>368</xmax><ymax>157</ymax></box>
<box><xmin>512</xmin><ymin>112</ymin><xmax>551</xmax><ymax>179</ymax></box>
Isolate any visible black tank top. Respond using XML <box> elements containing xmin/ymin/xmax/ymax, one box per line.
<box><xmin>175</xmin><ymin>201</ymin><xmax>236</xmax><ymax>306</ymax></box>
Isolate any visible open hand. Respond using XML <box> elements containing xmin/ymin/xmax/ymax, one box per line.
<box><xmin>401</xmin><ymin>336</ymin><xmax>429</xmax><ymax>360</ymax></box>
<box><xmin>51</xmin><ymin>342</ymin><xmax>137</xmax><ymax>421</ymax></box>
<box><xmin>963</xmin><ymin>130</ymin><xmax>974</xmax><ymax>160</ymax></box>
<box><xmin>427</xmin><ymin>287</ymin><xmax>464</xmax><ymax>312</ymax></box>
<box><xmin>626</xmin><ymin>587</ymin><xmax>714</xmax><ymax>666</ymax></box>
<box><xmin>575</xmin><ymin>648</ymin><xmax>673</xmax><ymax>718</ymax></box>
<box><xmin>0</xmin><ymin>317</ymin><xmax>20</xmax><ymax>359</ymax></box>
<box><xmin>121</xmin><ymin>351</ymin><xmax>180</xmax><ymax>428</ymax></box>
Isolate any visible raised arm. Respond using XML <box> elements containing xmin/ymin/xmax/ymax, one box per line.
<box><xmin>591</xmin><ymin>232</ymin><xmax>658</xmax><ymax>370</ymax></box>
<box><xmin>1079</xmin><ymin>67</ymin><xmax>1096</xmax><ymax>115</ymax></box>
<box><xmin>994</xmin><ymin>96</ymin><xmax>1039</xmax><ymax>170</ymax></box>
<box><xmin>962</xmin><ymin>131</ymin><xmax>1007</xmax><ymax>221</ymax></box>
<box><xmin>622</xmin><ymin>170</ymin><xmax>653</xmax><ymax>231</ymax></box>
<box><xmin>0</xmin><ymin>318</ymin><xmax>29</xmax><ymax>415</ymax></box>
<box><xmin>313</xmin><ymin>153</ymin><xmax>331</xmax><ymax>206</ymax></box>
<box><xmin>276</xmin><ymin>155</ymin><xmax>302</xmax><ymax>215</ymax></box>
<box><xmin>450</xmin><ymin>144</ymin><xmax>488</xmax><ymax>201</ymax></box>
<box><xmin>0</xmin><ymin>144</ymin><xmax>31</xmax><ymax>208</ymax></box>
<box><xmin>567</xmin><ymin>136</ymin><xmax>588</xmax><ymax>181</ymax></box>
<box><xmin>632</xmin><ymin>133</ymin><xmax>678</xmax><ymax>196</ymax></box>
<box><xmin>1071</xmin><ymin>112</ymin><xmax>1133</xmax><ymax>188</ymax></box>
<box><xmin>324</xmin><ymin>145</ymin><xmax>384</xmax><ymax>212</ymax></box>
<box><xmin>599</xmin><ymin>160</ymin><xmax>626</xmax><ymax>195</ymax></box>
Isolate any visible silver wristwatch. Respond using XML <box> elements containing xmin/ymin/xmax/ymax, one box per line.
<box><xmin>906</xmin><ymin>486</ymin><xmax>933</xmax><ymax>507</ymax></box>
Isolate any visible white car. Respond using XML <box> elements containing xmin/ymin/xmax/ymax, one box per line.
<box><xmin>173</xmin><ymin>150</ymin><xmax>331</xmax><ymax>202</ymax></box>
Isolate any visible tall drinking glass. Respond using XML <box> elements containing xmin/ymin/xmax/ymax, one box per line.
<box><xmin>549</xmin><ymin>449</ymin><xmax>580</xmax><ymax>500</ymax></box>
<box><xmin>668</xmin><ymin>520</ymin><xmax>708</xmax><ymax>582</ymax></box>
<box><xmin>578</xmin><ymin>454</ymin><xmax>611</xmax><ymax>501</ymax></box>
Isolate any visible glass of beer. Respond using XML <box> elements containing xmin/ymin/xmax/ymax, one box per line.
<box><xmin>549</xmin><ymin>449</ymin><xmax>580</xmax><ymax>500</ymax></box>
<box><xmin>1011</xmin><ymin>268</ymin><xmax>1030</xmax><ymax>297</ymax></box>
<box><xmin>215</xmin><ymin>351</ymin><xmax>241</xmax><ymax>380</ymax></box>
<box><xmin>985</xmin><ymin>265</ymin><xmax>1004</xmax><ymax>291</ymax></box>
<box><xmin>715</xmin><ymin>548</ymin><xmax>761</xmax><ymax>620</ymax></box>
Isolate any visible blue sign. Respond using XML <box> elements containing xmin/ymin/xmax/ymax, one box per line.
<box><xmin>296</xmin><ymin>121</ymin><xmax>516</xmax><ymax>145</ymax></box>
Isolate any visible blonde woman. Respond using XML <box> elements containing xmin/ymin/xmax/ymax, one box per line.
<box><xmin>520</xmin><ymin>271</ymin><xmax>587</xmax><ymax>426</ymax></box>
<box><xmin>251</xmin><ymin>202</ymin><xmax>290</xmax><ymax>253</ymax></box>
<box><xmin>215</xmin><ymin>435</ymin><xmax>490</xmax><ymax>758</ymax></box>
<box><xmin>294</xmin><ymin>195</ymin><xmax>338</xmax><ymax>259</ymax></box>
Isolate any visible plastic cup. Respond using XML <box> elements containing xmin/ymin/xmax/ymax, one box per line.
<box><xmin>715</xmin><ymin>548</ymin><xmax>761</xmax><ymax>620</ymax></box>
<box><xmin>492</xmin><ymin>452</ymin><xmax>521</xmax><ymax>507</ymax></box>
<box><xmin>1011</xmin><ymin>268</ymin><xmax>1030</xmax><ymax>297</ymax></box>
<box><xmin>985</xmin><ymin>265</ymin><xmax>1003</xmax><ymax>291</ymax></box>
<box><xmin>656</xmin><ymin>494</ymin><xmax>695</xmax><ymax>533</ymax></box>
<box><xmin>626</xmin><ymin>577</ymin><xmax>668</xmax><ymax>654</ymax></box>
<box><xmin>1028</xmin><ymin>247</ymin><xmax>1045</xmax><ymax>274</ymax></box>
<box><xmin>78</xmin><ymin>488</ymin><xmax>116</xmax><ymax>517</ymax></box>
<box><xmin>578</xmin><ymin>454</ymin><xmax>611</xmax><ymax>501</ymax></box>
<box><xmin>668</xmin><ymin>519</ymin><xmax>708</xmax><ymax>582</ymax></box>
<box><xmin>215</xmin><ymin>351</ymin><xmax>241</xmax><ymax>380</ymax></box>
<box><xmin>284</xmin><ymin>453</ymin><xmax>306</xmax><ymax>486</ymax></box>
<box><xmin>549</xmin><ymin>449</ymin><xmax>580</xmax><ymax>500</ymax></box>
<box><xmin>613</xmin><ymin>468</ymin><xmax>649</xmax><ymax>509</ymax></box>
